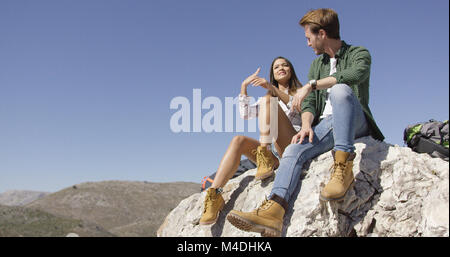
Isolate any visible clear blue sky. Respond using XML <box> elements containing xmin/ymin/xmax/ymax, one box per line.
<box><xmin>1</xmin><ymin>0</ymin><xmax>448</xmax><ymax>193</ymax></box>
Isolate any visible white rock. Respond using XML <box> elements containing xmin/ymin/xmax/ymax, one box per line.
<box><xmin>158</xmin><ymin>137</ymin><xmax>449</xmax><ymax>237</ymax></box>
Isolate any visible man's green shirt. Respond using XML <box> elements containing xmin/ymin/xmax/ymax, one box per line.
<box><xmin>301</xmin><ymin>41</ymin><xmax>384</xmax><ymax>141</ymax></box>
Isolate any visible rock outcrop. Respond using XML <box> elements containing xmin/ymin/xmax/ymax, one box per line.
<box><xmin>157</xmin><ymin>137</ymin><xmax>449</xmax><ymax>237</ymax></box>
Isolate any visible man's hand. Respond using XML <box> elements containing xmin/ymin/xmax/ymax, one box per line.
<box><xmin>291</xmin><ymin>126</ymin><xmax>314</xmax><ymax>144</ymax></box>
<box><xmin>291</xmin><ymin>84</ymin><xmax>312</xmax><ymax>113</ymax></box>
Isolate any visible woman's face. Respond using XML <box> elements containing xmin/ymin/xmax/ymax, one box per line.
<box><xmin>272</xmin><ymin>58</ymin><xmax>291</xmax><ymax>84</ymax></box>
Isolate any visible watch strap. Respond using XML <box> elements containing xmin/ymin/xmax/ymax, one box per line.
<box><xmin>309</xmin><ymin>80</ymin><xmax>317</xmax><ymax>91</ymax></box>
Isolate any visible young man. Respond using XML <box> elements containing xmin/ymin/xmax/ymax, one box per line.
<box><xmin>226</xmin><ymin>8</ymin><xmax>384</xmax><ymax>237</ymax></box>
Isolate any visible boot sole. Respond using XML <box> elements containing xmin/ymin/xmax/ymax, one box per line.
<box><xmin>254</xmin><ymin>170</ymin><xmax>275</xmax><ymax>181</ymax></box>
<box><xmin>199</xmin><ymin>200</ymin><xmax>225</xmax><ymax>225</ymax></box>
<box><xmin>254</xmin><ymin>163</ymin><xmax>278</xmax><ymax>181</ymax></box>
<box><xmin>319</xmin><ymin>181</ymin><xmax>354</xmax><ymax>202</ymax></box>
<box><xmin>226</xmin><ymin>212</ymin><xmax>281</xmax><ymax>237</ymax></box>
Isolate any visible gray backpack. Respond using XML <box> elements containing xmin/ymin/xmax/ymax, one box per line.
<box><xmin>404</xmin><ymin>119</ymin><xmax>449</xmax><ymax>161</ymax></box>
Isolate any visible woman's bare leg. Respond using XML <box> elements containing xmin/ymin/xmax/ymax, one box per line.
<box><xmin>258</xmin><ymin>92</ymin><xmax>296</xmax><ymax>157</ymax></box>
<box><xmin>258</xmin><ymin>93</ymin><xmax>276</xmax><ymax>148</ymax></box>
<box><xmin>211</xmin><ymin>93</ymin><xmax>297</xmax><ymax>188</ymax></box>
<box><xmin>273</xmin><ymin>103</ymin><xmax>298</xmax><ymax>157</ymax></box>
<box><xmin>202</xmin><ymin>136</ymin><xmax>259</xmax><ymax>225</ymax></box>
<box><xmin>211</xmin><ymin>135</ymin><xmax>260</xmax><ymax>189</ymax></box>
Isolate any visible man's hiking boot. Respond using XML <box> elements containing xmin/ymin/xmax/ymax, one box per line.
<box><xmin>320</xmin><ymin>150</ymin><xmax>356</xmax><ymax>201</ymax></box>
<box><xmin>226</xmin><ymin>194</ymin><xmax>287</xmax><ymax>237</ymax></box>
<box><xmin>200</xmin><ymin>188</ymin><xmax>225</xmax><ymax>225</ymax></box>
<box><xmin>253</xmin><ymin>146</ymin><xmax>278</xmax><ymax>180</ymax></box>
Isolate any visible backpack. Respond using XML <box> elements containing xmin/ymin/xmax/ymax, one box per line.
<box><xmin>200</xmin><ymin>158</ymin><xmax>256</xmax><ymax>192</ymax></box>
<box><xmin>403</xmin><ymin>119</ymin><xmax>449</xmax><ymax>161</ymax></box>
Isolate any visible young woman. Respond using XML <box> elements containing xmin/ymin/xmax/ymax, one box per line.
<box><xmin>200</xmin><ymin>57</ymin><xmax>303</xmax><ymax>225</ymax></box>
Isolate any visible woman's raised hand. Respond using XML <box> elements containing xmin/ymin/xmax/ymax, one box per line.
<box><xmin>241</xmin><ymin>67</ymin><xmax>274</xmax><ymax>96</ymax></box>
<box><xmin>244</xmin><ymin>67</ymin><xmax>272</xmax><ymax>89</ymax></box>
<box><xmin>242</xmin><ymin>67</ymin><xmax>261</xmax><ymax>88</ymax></box>
<box><xmin>250</xmin><ymin>76</ymin><xmax>270</xmax><ymax>90</ymax></box>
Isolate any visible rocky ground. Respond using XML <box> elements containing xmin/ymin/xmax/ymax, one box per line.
<box><xmin>158</xmin><ymin>137</ymin><xmax>449</xmax><ymax>237</ymax></box>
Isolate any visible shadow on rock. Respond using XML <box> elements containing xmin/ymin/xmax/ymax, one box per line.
<box><xmin>210</xmin><ymin>175</ymin><xmax>254</xmax><ymax>237</ymax></box>
<box><xmin>333</xmin><ymin>140</ymin><xmax>389</xmax><ymax>236</ymax></box>
<box><xmin>282</xmin><ymin>138</ymin><xmax>389</xmax><ymax>237</ymax></box>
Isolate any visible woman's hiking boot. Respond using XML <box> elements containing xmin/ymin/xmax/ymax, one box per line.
<box><xmin>320</xmin><ymin>150</ymin><xmax>356</xmax><ymax>201</ymax></box>
<box><xmin>253</xmin><ymin>146</ymin><xmax>278</xmax><ymax>180</ymax></box>
<box><xmin>226</xmin><ymin>194</ymin><xmax>287</xmax><ymax>237</ymax></box>
<box><xmin>199</xmin><ymin>187</ymin><xmax>225</xmax><ymax>225</ymax></box>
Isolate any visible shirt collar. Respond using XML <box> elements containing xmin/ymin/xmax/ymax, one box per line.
<box><xmin>323</xmin><ymin>40</ymin><xmax>348</xmax><ymax>61</ymax></box>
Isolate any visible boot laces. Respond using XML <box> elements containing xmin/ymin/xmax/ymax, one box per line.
<box><xmin>256</xmin><ymin>198</ymin><xmax>272</xmax><ymax>215</ymax></box>
<box><xmin>252</xmin><ymin>148</ymin><xmax>273</xmax><ymax>168</ymax></box>
<box><xmin>329</xmin><ymin>162</ymin><xmax>347</xmax><ymax>183</ymax></box>
<box><xmin>203</xmin><ymin>191</ymin><xmax>215</xmax><ymax>213</ymax></box>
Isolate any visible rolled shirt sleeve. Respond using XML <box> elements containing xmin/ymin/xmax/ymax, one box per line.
<box><xmin>239</xmin><ymin>94</ymin><xmax>259</xmax><ymax>120</ymax></box>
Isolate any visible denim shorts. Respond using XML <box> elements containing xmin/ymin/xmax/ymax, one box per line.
<box><xmin>271</xmin><ymin>142</ymin><xmax>282</xmax><ymax>160</ymax></box>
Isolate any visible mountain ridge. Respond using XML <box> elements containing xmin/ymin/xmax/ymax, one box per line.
<box><xmin>1</xmin><ymin>180</ymin><xmax>200</xmax><ymax>237</ymax></box>
<box><xmin>0</xmin><ymin>190</ymin><xmax>51</xmax><ymax>206</ymax></box>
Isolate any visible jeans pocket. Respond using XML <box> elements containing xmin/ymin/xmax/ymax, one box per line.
<box><xmin>313</xmin><ymin>116</ymin><xmax>334</xmax><ymax>143</ymax></box>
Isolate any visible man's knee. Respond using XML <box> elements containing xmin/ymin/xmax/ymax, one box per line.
<box><xmin>330</xmin><ymin>84</ymin><xmax>353</xmax><ymax>103</ymax></box>
<box><xmin>282</xmin><ymin>143</ymin><xmax>306</xmax><ymax>159</ymax></box>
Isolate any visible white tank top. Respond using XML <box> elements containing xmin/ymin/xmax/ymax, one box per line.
<box><xmin>320</xmin><ymin>57</ymin><xmax>337</xmax><ymax>119</ymax></box>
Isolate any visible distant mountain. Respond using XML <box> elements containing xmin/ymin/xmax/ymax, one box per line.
<box><xmin>0</xmin><ymin>190</ymin><xmax>50</xmax><ymax>206</ymax></box>
<box><xmin>0</xmin><ymin>204</ymin><xmax>114</xmax><ymax>237</ymax></box>
<box><xmin>26</xmin><ymin>180</ymin><xmax>200</xmax><ymax>236</ymax></box>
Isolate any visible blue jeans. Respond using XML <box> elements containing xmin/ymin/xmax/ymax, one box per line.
<box><xmin>269</xmin><ymin>84</ymin><xmax>370</xmax><ymax>203</ymax></box>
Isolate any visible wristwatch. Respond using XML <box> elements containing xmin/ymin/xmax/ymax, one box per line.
<box><xmin>309</xmin><ymin>80</ymin><xmax>317</xmax><ymax>91</ymax></box>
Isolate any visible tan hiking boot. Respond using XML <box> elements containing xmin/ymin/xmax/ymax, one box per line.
<box><xmin>320</xmin><ymin>150</ymin><xmax>356</xmax><ymax>201</ymax></box>
<box><xmin>200</xmin><ymin>188</ymin><xmax>225</xmax><ymax>225</ymax></box>
<box><xmin>253</xmin><ymin>146</ymin><xmax>278</xmax><ymax>180</ymax></box>
<box><xmin>226</xmin><ymin>195</ymin><xmax>287</xmax><ymax>237</ymax></box>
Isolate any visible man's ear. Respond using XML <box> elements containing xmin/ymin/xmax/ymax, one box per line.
<box><xmin>318</xmin><ymin>28</ymin><xmax>327</xmax><ymax>39</ymax></box>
